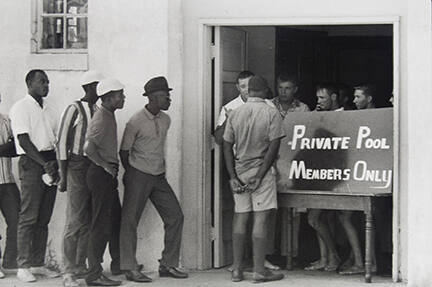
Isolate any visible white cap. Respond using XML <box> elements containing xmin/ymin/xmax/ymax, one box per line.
<box><xmin>80</xmin><ymin>70</ymin><xmax>104</xmax><ymax>86</ymax></box>
<box><xmin>97</xmin><ymin>78</ymin><xmax>125</xmax><ymax>96</ymax></box>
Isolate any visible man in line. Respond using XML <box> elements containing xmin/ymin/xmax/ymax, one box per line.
<box><xmin>267</xmin><ymin>74</ymin><xmax>310</xmax><ymax>266</ymax></box>
<box><xmin>0</xmin><ymin>93</ymin><xmax>20</xmax><ymax>278</ymax></box>
<box><xmin>57</xmin><ymin>71</ymin><xmax>104</xmax><ymax>287</ymax></box>
<box><xmin>305</xmin><ymin>83</ymin><xmax>343</xmax><ymax>272</ymax></box>
<box><xmin>84</xmin><ymin>78</ymin><xmax>125</xmax><ymax>286</ymax></box>
<box><xmin>10</xmin><ymin>70</ymin><xmax>60</xmax><ymax>282</ymax></box>
<box><xmin>119</xmin><ymin>76</ymin><xmax>187</xmax><ymax>282</ymax></box>
<box><xmin>223</xmin><ymin>75</ymin><xmax>285</xmax><ymax>283</ymax></box>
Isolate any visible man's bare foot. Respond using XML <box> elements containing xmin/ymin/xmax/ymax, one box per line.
<box><xmin>339</xmin><ymin>265</ymin><xmax>365</xmax><ymax>275</ymax></box>
<box><xmin>305</xmin><ymin>260</ymin><xmax>327</xmax><ymax>271</ymax></box>
<box><xmin>324</xmin><ymin>255</ymin><xmax>341</xmax><ymax>272</ymax></box>
<box><xmin>264</xmin><ymin>260</ymin><xmax>280</xmax><ymax>271</ymax></box>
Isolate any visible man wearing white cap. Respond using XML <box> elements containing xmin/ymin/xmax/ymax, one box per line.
<box><xmin>57</xmin><ymin>70</ymin><xmax>103</xmax><ymax>287</ymax></box>
<box><xmin>84</xmin><ymin>78</ymin><xmax>125</xmax><ymax>286</ymax></box>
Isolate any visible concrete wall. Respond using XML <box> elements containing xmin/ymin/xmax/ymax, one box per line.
<box><xmin>0</xmin><ymin>0</ymin><xmax>183</xmax><ymax>272</ymax></box>
<box><xmin>181</xmin><ymin>0</ymin><xmax>432</xmax><ymax>285</ymax></box>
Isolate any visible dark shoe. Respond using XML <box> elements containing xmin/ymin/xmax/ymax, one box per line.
<box><xmin>252</xmin><ymin>270</ymin><xmax>284</xmax><ymax>283</ymax></box>
<box><xmin>86</xmin><ymin>274</ymin><xmax>122</xmax><ymax>286</ymax></box>
<box><xmin>231</xmin><ymin>269</ymin><xmax>243</xmax><ymax>282</ymax></box>
<box><xmin>111</xmin><ymin>263</ymin><xmax>144</xmax><ymax>276</ymax></box>
<box><xmin>125</xmin><ymin>270</ymin><xmax>152</xmax><ymax>283</ymax></box>
<box><xmin>159</xmin><ymin>265</ymin><xmax>188</xmax><ymax>279</ymax></box>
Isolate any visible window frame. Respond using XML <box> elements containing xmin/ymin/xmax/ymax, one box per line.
<box><xmin>33</xmin><ymin>0</ymin><xmax>88</xmax><ymax>54</ymax></box>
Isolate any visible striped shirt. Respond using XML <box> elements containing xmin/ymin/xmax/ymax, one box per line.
<box><xmin>0</xmin><ymin>114</ymin><xmax>15</xmax><ymax>184</ymax></box>
<box><xmin>57</xmin><ymin>99</ymin><xmax>97</xmax><ymax>161</ymax></box>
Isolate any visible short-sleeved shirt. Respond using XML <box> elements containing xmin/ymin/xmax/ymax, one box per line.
<box><xmin>57</xmin><ymin>99</ymin><xmax>98</xmax><ymax>160</ymax></box>
<box><xmin>266</xmin><ymin>97</ymin><xmax>310</xmax><ymax>118</ymax></box>
<box><xmin>223</xmin><ymin>97</ymin><xmax>285</xmax><ymax>175</ymax></box>
<box><xmin>10</xmin><ymin>94</ymin><xmax>58</xmax><ymax>155</ymax></box>
<box><xmin>0</xmin><ymin>114</ymin><xmax>15</xmax><ymax>184</ymax></box>
<box><xmin>120</xmin><ymin>107</ymin><xmax>170</xmax><ymax>175</ymax></box>
<box><xmin>85</xmin><ymin>105</ymin><xmax>118</xmax><ymax>165</ymax></box>
<box><xmin>216</xmin><ymin>95</ymin><xmax>246</xmax><ymax>126</ymax></box>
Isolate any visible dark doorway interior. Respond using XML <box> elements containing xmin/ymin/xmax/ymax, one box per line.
<box><xmin>275</xmin><ymin>25</ymin><xmax>393</xmax><ymax>109</ymax></box>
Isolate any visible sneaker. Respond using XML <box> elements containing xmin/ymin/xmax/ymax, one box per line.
<box><xmin>252</xmin><ymin>270</ymin><xmax>284</xmax><ymax>283</ymax></box>
<box><xmin>30</xmin><ymin>266</ymin><xmax>60</xmax><ymax>278</ymax></box>
<box><xmin>0</xmin><ymin>268</ymin><xmax>4</xmax><ymax>279</ymax></box>
<box><xmin>17</xmin><ymin>268</ymin><xmax>36</xmax><ymax>282</ymax></box>
<box><xmin>63</xmin><ymin>273</ymin><xmax>80</xmax><ymax>287</ymax></box>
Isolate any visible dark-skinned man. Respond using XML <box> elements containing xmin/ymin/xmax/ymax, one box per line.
<box><xmin>223</xmin><ymin>75</ymin><xmax>285</xmax><ymax>283</ymax></box>
<box><xmin>119</xmin><ymin>76</ymin><xmax>187</xmax><ymax>283</ymax></box>
<box><xmin>10</xmin><ymin>69</ymin><xmax>60</xmax><ymax>282</ymax></box>
<box><xmin>57</xmin><ymin>71</ymin><xmax>104</xmax><ymax>287</ymax></box>
<box><xmin>84</xmin><ymin>78</ymin><xmax>125</xmax><ymax>286</ymax></box>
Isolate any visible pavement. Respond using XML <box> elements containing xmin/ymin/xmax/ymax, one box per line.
<box><xmin>0</xmin><ymin>269</ymin><xmax>405</xmax><ymax>287</ymax></box>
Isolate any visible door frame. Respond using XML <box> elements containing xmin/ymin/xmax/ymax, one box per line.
<box><xmin>197</xmin><ymin>16</ymin><xmax>400</xmax><ymax>281</ymax></box>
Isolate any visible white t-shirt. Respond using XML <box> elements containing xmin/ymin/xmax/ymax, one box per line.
<box><xmin>216</xmin><ymin>95</ymin><xmax>246</xmax><ymax>127</ymax></box>
<box><xmin>10</xmin><ymin>95</ymin><xmax>58</xmax><ymax>155</ymax></box>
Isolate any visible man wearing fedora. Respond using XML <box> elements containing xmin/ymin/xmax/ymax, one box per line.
<box><xmin>84</xmin><ymin>78</ymin><xmax>125</xmax><ymax>286</ymax></box>
<box><xmin>119</xmin><ymin>76</ymin><xmax>187</xmax><ymax>282</ymax></box>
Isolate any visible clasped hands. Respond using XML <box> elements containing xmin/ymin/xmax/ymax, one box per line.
<box><xmin>229</xmin><ymin>176</ymin><xmax>262</xmax><ymax>194</ymax></box>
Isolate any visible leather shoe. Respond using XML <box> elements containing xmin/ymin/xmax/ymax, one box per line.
<box><xmin>125</xmin><ymin>270</ymin><xmax>152</xmax><ymax>283</ymax></box>
<box><xmin>231</xmin><ymin>269</ymin><xmax>243</xmax><ymax>282</ymax></box>
<box><xmin>111</xmin><ymin>263</ymin><xmax>144</xmax><ymax>276</ymax></box>
<box><xmin>86</xmin><ymin>274</ymin><xmax>122</xmax><ymax>286</ymax></box>
<box><xmin>159</xmin><ymin>265</ymin><xmax>188</xmax><ymax>279</ymax></box>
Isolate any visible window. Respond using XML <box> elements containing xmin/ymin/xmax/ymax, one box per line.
<box><xmin>34</xmin><ymin>0</ymin><xmax>88</xmax><ymax>53</ymax></box>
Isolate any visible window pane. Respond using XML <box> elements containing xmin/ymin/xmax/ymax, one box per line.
<box><xmin>43</xmin><ymin>0</ymin><xmax>64</xmax><ymax>13</ymax></box>
<box><xmin>67</xmin><ymin>0</ymin><xmax>88</xmax><ymax>14</ymax></box>
<box><xmin>66</xmin><ymin>17</ymin><xmax>87</xmax><ymax>49</ymax></box>
<box><xmin>41</xmin><ymin>17</ymin><xmax>64</xmax><ymax>49</ymax></box>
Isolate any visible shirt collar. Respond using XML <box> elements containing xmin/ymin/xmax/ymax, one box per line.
<box><xmin>143</xmin><ymin>106</ymin><xmax>161</xmax><ymax>120</ymax></box>
<box><xmin>100</xmin><ymin>104</ymin><xmax>115</xmax><ymax>116</ymax></box>
<box><xmin>26</xmin><ymin>94</ymin><xmax>45</xmax><ymax>108</ymax></box>
<box><xmin>247</xmin><ymin>97</ymin><xmax>265</xmax><ymax>103</ymax></box>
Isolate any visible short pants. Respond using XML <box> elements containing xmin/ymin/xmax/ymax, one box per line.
<box><xmin>234</xmin><ymin>167</ymin><xmax>277</xmax><ymax>213</ymax></box>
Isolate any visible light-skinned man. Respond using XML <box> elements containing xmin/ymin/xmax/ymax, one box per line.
<box><xmin>10</xmin><ymin>69</ymin><xmax>60</xmax><ymax>282</ymax></box>
<box><xmin>223</xmin><ymin>75</ymin><xmax>285</xmax><ymax>283</ymax></box>
<box><xmin>84</xmin><ymin>78</ymin><xmax>125</xmax><ymax>286</ymax></box>
<box><xmin>119</xmin><ymin>76</ymin><xmax>187</xmax><ymax>283</ymax></box>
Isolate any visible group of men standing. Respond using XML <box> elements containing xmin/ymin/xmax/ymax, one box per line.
<box><xmin>0</xmin><ymin>69</ymin><xmax>187</xmax><ymax>286</ymax></box>
<box><xmin>215</xmin><ymin>70</ymin><xmax>384</xmax><ymax>283</ymax></box>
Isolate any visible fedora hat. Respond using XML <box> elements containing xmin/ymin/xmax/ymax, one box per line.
<box><xmin>143</xmin><ymin>76</ymin><xmax>172</xmax><ymax>96</ymax></box>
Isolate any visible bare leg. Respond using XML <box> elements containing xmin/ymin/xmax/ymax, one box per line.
<box><xmin>339</xmin><ymin>211</ymin><xmax>364</xmax><ymax>275</ymax></box>
<box><xmin>305</xmin><ymin>209</ymin><xmax>327</xmax><ymax>270</ymax></box>
<box><xmin>252</xmin><ymin>210</ymin><xmax>271</xmax><ymax>274</ymax></box>
<box><xmin>308</xmin><ymin>209</ymin><xmax>340</xmax><ymax>271</ymax></box>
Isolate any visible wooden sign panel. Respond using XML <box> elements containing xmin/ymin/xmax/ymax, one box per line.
<box><xmin>276</xmin><ymin>108</ymin><xmax>393</xmax><ymax>195</ymax></box>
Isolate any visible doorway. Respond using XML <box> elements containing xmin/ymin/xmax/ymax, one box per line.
<box><xmin>203</xmin><ymin>19</ymin><xmax>399</xmax><ymax>282</ymax></box>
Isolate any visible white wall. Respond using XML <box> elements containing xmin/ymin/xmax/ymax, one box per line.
<box><xmin>0</xmin><ymin>0</ymin><xmax>183</xmax><ymax>272</ymax></box>
<box><xmin>181</xmin><ymin>0</ymin><xmax>432</xmax><ymax>284</ymax></box>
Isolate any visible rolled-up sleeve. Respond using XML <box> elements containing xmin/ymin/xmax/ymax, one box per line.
<box><xmin>120</xmin><ymin>121</ymin><xmax>138</xmax><ymax>151</ymax></box>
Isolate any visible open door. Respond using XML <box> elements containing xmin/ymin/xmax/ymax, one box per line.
<box><xmin>212</xmin><ymin>26</ymin><xmax>247</xmax><ymax>268</ymax></box>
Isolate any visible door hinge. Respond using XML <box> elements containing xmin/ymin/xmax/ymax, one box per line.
<box><xmin>210</xmin><ymin>44</ymin><xmax>217</xmax><ymax>59</ymax></box>
<box><xmin>210</xmin><ymin>226</ymin><xmax>216</xmax><ymax>241</ymax></box>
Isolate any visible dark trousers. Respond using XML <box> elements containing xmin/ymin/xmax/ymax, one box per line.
<box><xmin>85</xmin><ymin>163</ymin><xmax>119</xmax><ymax>282</ymax></box>
<box><xmin>62</xmin><ymin>155</ymin><xmax>91</xmax><ymax>273</ymax></box>
<box><xmin>0</xmin><ymin>183</ymin><xmax>20</xmax><ymax>268</ymax></box>
<box><xmin>17</xmin><ymin>152</ymin><xmax>57</xmax><ymax>268</ymax></box>
<box><xmin>120</xmin><ymin>166</ymin><xmax>184</xmax><ymax>270</ymax></box>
